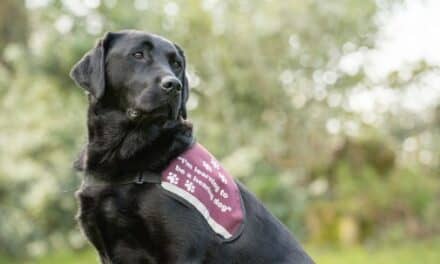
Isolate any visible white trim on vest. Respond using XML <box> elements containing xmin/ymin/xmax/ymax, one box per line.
<box><xmin>161</xmin><ymin>182</ymin><xmax>233</xmax><ymax>239</ymax></box>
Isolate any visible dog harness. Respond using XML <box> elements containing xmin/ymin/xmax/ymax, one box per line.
<box><xmin>161</xmin><ymin>143</ymin><xmax>245</xmax><ymax>240</ymax></box>
<box><xmin>82</xmin><ymin>143</ymin><xmax>245</xmax><ymax>241</ymax></box>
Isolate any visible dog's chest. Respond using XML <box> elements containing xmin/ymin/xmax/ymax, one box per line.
<box><xmin>76</xmin><ymin>185</ymin><xmax>189</xmax><ymax>263</ymax></box>
<box><xmin>76</xmin><ymin>185</ymin><xmax>139</xmax><ymax>228</ymax></box>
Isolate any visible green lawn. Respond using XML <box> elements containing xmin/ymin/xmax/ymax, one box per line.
<box><xmin>308</xmin><ymin>239</ymin><xmax>440</xmax><ymax>264</ymax></box>
<box><xmin>0</xmin><ymin>250</ymin><xmax>96</xmax><ymax>264</ymax></box>
<box><xmin>2</xmin><ymin>239</ymin><xmax>439</xmax><ymax>264</ymax></box>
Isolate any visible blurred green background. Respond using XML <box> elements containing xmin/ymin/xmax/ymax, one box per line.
<box><xmin>0</xmin><ymin>0</ymin><xmax>439</xmax><ymax>263</ymax></box>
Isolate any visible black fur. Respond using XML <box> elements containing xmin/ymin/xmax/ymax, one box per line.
<box><xmin>71</xmin><ymin>30</ymin><xmax>314</xmax><ymax>263</ymax></box>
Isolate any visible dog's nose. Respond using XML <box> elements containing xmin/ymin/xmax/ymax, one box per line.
<box><xmin>160</xmin><ymin>76</ymin><xmax>182</xmax><ymax>93</ymax></box>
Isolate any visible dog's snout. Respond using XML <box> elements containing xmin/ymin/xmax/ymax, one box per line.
<box><xmin>160</xmin><ymin>76</ymin><xmax>182</xmax><ymax>93</ymax></box>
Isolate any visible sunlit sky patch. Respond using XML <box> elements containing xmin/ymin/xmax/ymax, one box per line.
<box><xmin>341</xmin><ymin>0</ymin><xmax>440</xmax><ymax>116</ymax></box>
<box><xmin>369</xmin><ymin>0</ymin><xmax>440</xmax><ymax>80</ymax></box>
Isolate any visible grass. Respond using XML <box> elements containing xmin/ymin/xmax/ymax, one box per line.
<box><xmin>1</xmin><ymin>239</ymin><xmax>439</xmax><ymax>264</ymax></box>
<box><xmin>307</xmin><ymin>238</ymin><xmax>440</xmax><ymax>264</ymax></box>
<box><xmin>0</xmin><ymin>250</ymin><xmax>97</xmax><ymax>264</ymax></box>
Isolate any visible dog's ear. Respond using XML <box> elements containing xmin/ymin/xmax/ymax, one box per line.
<box><xmin>175</xmin><ymin>43</ymin><xmax>189</xmax><ymax>119</ymax></box>
<box><xmin>70</xmin><ymin>32</ymin><xmax>115</xmax><ymax>100</ymax></box>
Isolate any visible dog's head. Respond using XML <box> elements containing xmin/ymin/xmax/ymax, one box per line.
<box><xmin>70</xmin><ymin>30</ymin><xmax>189</xmax><ymax>122</ymax></box>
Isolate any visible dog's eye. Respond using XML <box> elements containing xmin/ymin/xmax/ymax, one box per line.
<box><xmin>171</xmin><ymin>60</ymin><xmax>182</xmax><ymax>71</ymax></box>
<box><xmin>132</xmin><ymin>52</ymin><xmax>144</xmax><ymax>59</ymax></box>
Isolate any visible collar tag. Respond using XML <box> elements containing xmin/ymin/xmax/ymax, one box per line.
<box><xmin>135</xmin><ymin>174</ymin><xmax>145</xmax><ymax>184</ymax></box>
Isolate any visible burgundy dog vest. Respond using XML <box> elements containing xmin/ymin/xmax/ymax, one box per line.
<box><xmin>161</xmin><ymin>143</ymin><xmax>245</xmax><ymax>240</ymax></box>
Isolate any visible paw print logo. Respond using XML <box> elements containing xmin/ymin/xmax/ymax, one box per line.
<box><xmin>167</xmin><ymin>172</ymin><xmax>179</xmax><ymax>185</ymax></box>
<box><xmin>184</xmin><ymin>180</ymin><xmax>196</xmax><ymax>193</ymax></box>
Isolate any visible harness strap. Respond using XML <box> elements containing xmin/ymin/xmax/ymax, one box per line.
<box><xmin>83</xmin><ymin>171</ymin><xmax>161</xmax><ymax>187</ymax></box>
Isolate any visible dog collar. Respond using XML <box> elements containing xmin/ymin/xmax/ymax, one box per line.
<box><xmin>160</xmin><ymin>143</ymin><xmax>245</xmax><ymax>241</ymax></box>
<box><xmin>82</xmin><ymin>170</ymin><xmax>161</xmax><ymax>187</ymax></box>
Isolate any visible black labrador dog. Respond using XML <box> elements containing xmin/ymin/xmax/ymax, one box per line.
<box><xmin>70</xmin><ymin>30</ymin><xmax>314</xmax><ymax>264</ymax></box>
